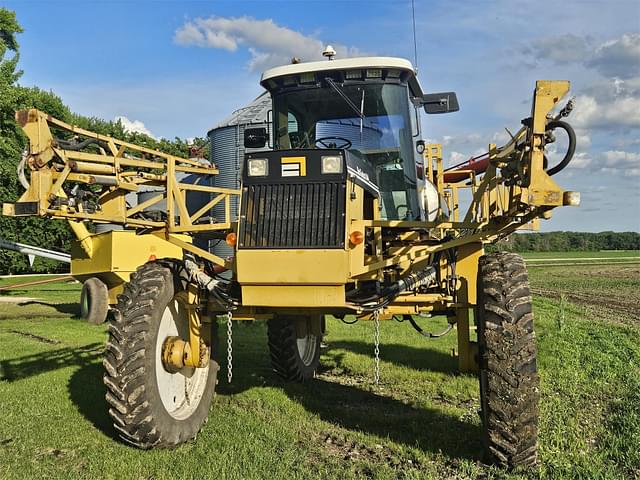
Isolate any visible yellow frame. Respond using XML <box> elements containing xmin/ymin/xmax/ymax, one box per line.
<box><xmin>3</xmin><ymin>109</ymin><xmax>240</xmax><ymax>266</ymax></box>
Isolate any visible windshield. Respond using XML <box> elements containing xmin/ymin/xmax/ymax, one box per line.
<box><xmin>273</xmin><ymin>82</ymin><xmax>418</xmax><ymax>220</ymax></box>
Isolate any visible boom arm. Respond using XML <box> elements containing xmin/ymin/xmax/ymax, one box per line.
<box><xmin>350</xmin><ymin>80</ymin><xmax>581</xmax><ymax>276</ymax></box>
<box><xmin>2</xmin><ymin>109</ymin><xmax>240</xmax><ymax>266</ymax></box>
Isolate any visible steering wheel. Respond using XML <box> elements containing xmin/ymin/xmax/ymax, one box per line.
<box><xmin>315</xmin><ymin>136</ymin><xmax>352</xmax><ymax>149</ymax></box>
<box><xmin>395</xmin><ymin>204</ymin><xmax>410</xmax><ymax>219</ymax></box>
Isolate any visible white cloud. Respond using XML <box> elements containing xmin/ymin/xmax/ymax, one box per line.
<box><xmin>440</xmin><ymin>133</ymin><xmax>483</xmax><ymax>147</ymax></box>
<box><xmin>524</xmin><ymin>32</ymin><xmax>640</xmax><ymax>79</ymax></box>
<box><xmin>601</xmin><ymin>150</ymin><xmax>640</xmax><ymax>169</ymax></box>
<box><xmin>569</xmin><ymin>152</ymin><xmax>593</xmax><ymax>169</ymax></box>
<box><xmin>174</xmin><ymin>16</ymin><xmax>364</xmax><ymax>71</ymax></box>
<box><xmin>115</xmin><ymin>116</ymin><xmax>156</xmax><ymax>138</ymax></box>
<box><xmin>525</xmin><ymin>34</ymin><xmax>591</xmax><ymax>65</ymax></box>
<box><xmin>575</xmin><ymin>129</ymin><xmax>591</xmax><ymax>149</ymax></box>
<box><xmin>447</xmin><ymin>151</ymin><xmax>467</xmax><ymax>167</ymax></box>
<box><xmin>587</xmin><ymin>33</ymin><xmax>640</xmax><ymax>79</ymax></box>
<box><xmin>491</xmin><ymin>130</ymin><xmax>512</xmax><ymax>145</ymax></box>
<box><xmin>572</xmin><ymin>94</ymin><xmax>640</xmax><ymax>129</ymax></box>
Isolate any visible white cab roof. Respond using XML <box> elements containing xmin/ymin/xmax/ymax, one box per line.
<box><xmin>260</xmin><ymin>56</ymin><xmax>425</xmax><ymax>97</ymax></box>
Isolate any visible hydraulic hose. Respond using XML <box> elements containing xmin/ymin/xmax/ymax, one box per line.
<box><xmin>545</xmin><ymin>120</ymin><xmax>576</xmax><ymax>176</ymax></box>
<box><xmin>55</xmin><ymin>137</ymin><xmax>106</xmax><ymax>151</ymax></box>
<box><xmin>347</xmin><ymin>265</ymin><xmax>437</xmax><ymax>311</ymax></box>
<box><xmin>184</xmin><ymin>259</ymin><xmax>239</xmax><ymax>310</ymax></box>
<box><xmin>406</xmin><ymin>316</ymin><xmax>453</xmax><ymax>338</ymax></box>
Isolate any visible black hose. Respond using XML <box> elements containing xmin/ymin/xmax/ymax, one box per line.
<box><xmin>348</xmin><ymin>266</ymin><xmax>437</xmax><ymax>310</ymax></box>
<box><xmin>545</xmin><ymin>120</ymin><xmax>576</xmax><ymax>176</ymax></box>
<box><xmin>406</xmin><ymin>315</ymin><xmax>453</xmax><ymax>338</ymax></box>
<box><xmin>55</xmin><ymin>137</ymin><xmax>106</xmax><ymax>151</ymax></box>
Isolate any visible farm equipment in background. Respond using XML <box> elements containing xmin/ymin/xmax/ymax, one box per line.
<box><xmin>2</xmin><ymin>53</ymin><xmax>579</xmax><ymax>468</ymax></box>
<box><xmin>0</xmin><ymin>236</ymin><xmax>71</xmax><ymax>266</ymax></box>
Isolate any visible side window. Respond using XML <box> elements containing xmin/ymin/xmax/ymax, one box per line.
<box><xmin>287</xmin><ymin>112</ymin><xmax>304</xmax><ymax>148</ymax></box>
<box><xmin>287</xmin><ymin>112</ymin><xmax>298</xmax><ymax>133</ymax></box>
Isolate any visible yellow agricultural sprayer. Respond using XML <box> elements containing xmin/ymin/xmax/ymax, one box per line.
<box><xmin>3</xmin><ymin>53</ymin><xmax>579</xmax><ymax>468</ymax></box>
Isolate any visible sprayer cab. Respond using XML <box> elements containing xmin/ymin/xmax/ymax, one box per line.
<box><xmin>246</xmin><ymin>56</ymin><xmax>458</xmax><ymax>221</ymax></box>
<box><xmin>232</xmin><ymin>56</ymin><xmax>463</xmax><ymax>309</ymax></box>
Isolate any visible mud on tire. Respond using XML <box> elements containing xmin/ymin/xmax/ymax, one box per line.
<box><xmin>103</xmin><ymin>260</ymin><xmax>219</xmax><ymax>449</ymax></box>
<box><xmin>477</xmin><ymin>252</ymin><xmax>540</xmax><ymax>469</ymax></box>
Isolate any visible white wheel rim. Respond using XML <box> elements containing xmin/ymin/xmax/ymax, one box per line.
<box><xmin>296</xmin><ymin>319</ymin><xmax>317</xmax><ymax>366</ymax></box>
<box><xmin>155</xmin><ymin>299</ymin><xmax>210</xmax><ymax>420</ymax></box>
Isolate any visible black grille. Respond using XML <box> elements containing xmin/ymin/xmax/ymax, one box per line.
<box><xmin>239</xmin><ymin>182</ymin><xmax>345</xmax><ymax>248</ymax></box>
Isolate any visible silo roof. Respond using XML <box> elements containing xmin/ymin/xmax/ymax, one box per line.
<box><xmin>209</xmin><ymin>91</ymin><xmax>271</xmax><ymax>132</ymax></box>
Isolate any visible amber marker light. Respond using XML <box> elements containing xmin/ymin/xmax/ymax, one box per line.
<box><xmin>225</xmin><ymin>232</ymin><xmax>237</xmax><ymax>246</ymax></box>
<box><xmin>349</xmin><ymin>231</ymin><xmax>364</xmax><ymax>246</ymax></box>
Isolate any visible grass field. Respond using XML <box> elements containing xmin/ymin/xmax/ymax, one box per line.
<box><xmin>0</xmin><ymin>253</ymin><xmax>639</xmax><ymax>479</ymax></box>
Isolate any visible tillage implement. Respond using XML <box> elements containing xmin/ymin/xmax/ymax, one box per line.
<box><xmin>3</xmin><ymin>54</ymin><xmax>579</xmax><ymax>468</ymax></box>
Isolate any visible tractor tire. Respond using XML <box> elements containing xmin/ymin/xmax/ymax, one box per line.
<box><xmin>80</xmin><ymin>277</ymin><xmax>109</xmax><ymax>324</ymax></box>
<box><xmin>477</xmin><ymin>252</ymin><xmax>539</xmax><ymax>469</ymax></box>
<box><xmin>267</xmin><ymin>315</ymin><xmax>323</xmax><ymax>382</ymax></box>
<box><xmin>103</xmin><ymin>261</ymin><xmax>219</xmax><ymax>449</ymax></box>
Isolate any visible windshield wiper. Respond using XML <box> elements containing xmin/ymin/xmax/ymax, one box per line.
<box><xmin>324</xmin><ymin>77</ymin><xmax>365</xmax><ymax>121</ymax></box>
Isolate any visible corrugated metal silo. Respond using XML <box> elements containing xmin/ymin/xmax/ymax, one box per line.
<box><xmin>208</xmin><ymin>91</ymin><xmax>272</xmax><ymax>262</ymax></box>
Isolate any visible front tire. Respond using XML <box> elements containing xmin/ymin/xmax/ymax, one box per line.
<box><xmin>103</xmin><ymin>261</ymin><xmax>219</xmax><ymax>448</ymax></box>
<box><xmin>477</xmin><ymin>253</ymin><xmax>539</xmax><ymax>469</ymax></box>
<box><xmin>267</xmin><ymin>315</ymin><xmax>323</xmax><ymax>382</ymax></box>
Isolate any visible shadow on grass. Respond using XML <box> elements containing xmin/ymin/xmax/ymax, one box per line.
<box><xmin>68</xmin><ymin>362</ymin><xmax>117</xmax><ymax>439</ymax></box>
<box><xmin>290</xmin><ymin>379</ymin><xmax>481</xmax><ymax>461</ymax></box>
<box><xmin>0</xmin><ymin>343</ymin><xmax>102</xmax><ymax>381</ymax></box>
<box><xmin>19</xmin><ymin>301</ymin><xmax>81</xmax><ymax>319</ymax></box>
<box><xmin>326</xmin><ymin>340</ymin><xmax>457</xmax><ymax>374</ymax></box>
<box><xmin>1</xmin><ymin>321</ymin><xmax>481</xmax><ymax>460</ymax></box>
<box><xmin>217</xmin><ymin>323</ymin><xmax>482</xmax><ymax>461</ymax></box>
<box><xmin>0</xmin><ymin>342</ymin><xmax>115</xmax><ymax>439</ymax></box>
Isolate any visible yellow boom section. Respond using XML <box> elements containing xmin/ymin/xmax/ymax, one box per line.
<box><xmin>2</xmin><ymin>109</ymin><xmax>240</xmax><ymax>266</ymax></box>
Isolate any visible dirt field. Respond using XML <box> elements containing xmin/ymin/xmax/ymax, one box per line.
<box><xmin>528</xmin><ymin>263</ymin><xmax>640</xmax><ymax>325</ymax></box>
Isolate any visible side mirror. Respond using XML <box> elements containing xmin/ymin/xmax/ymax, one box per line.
<box><xmin>421</xmin><ymin>92</ymin><xmax>459</xmax><ymax>114</ymax></box>
<box><xmin>244</xmin><ymin>127</ymin><xmax>268</xmax><ymax>148</ymax></box>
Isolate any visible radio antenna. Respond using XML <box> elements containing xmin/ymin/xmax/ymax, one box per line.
<box><xmin>411</xmin><ymin>0</ymin><xmax>418</xmax><ymax>72</ymax></box>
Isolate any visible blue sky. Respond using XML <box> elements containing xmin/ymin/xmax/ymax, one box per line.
<box><xmin>5</xmin><ymin>0</ymin><xmax>640</xmax><ymax>232</ymax></box>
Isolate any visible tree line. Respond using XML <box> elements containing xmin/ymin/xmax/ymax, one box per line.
<box><xmin>0</xmin><ymin>8</ymin><xmax>207</xmax><ymax>274</ymax></box>
<box><xmin>491</xmin><ymin>231</ymin><xmax>640</xmax><ymax>253</ymax></box>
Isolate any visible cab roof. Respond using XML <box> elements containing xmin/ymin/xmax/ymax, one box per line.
<box><xmin>260</xmin><ymin>56</ymin><xmax>425</xmax><ymax>98</ymax></box>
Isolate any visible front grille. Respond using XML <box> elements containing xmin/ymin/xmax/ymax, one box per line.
<box><xmin>239</xmin><ymin>182</ymin><xmax>345</xmax><ymax>248</ymax></box>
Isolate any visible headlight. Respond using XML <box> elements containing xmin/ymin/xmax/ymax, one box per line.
<box><xmin>321</xmin><ymin>155</ymin><xmax>343</xmax><ymax>174</ymax></box>
<box><xmin>247</xmin><ymin>158</ymin><xmax>268</xmax><ymax>177</ymax></box>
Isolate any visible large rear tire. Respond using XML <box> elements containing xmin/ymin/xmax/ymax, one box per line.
<box><xmin>477</xmin><ymin>253</ymin><xmax>539</xmax><ymax>469</ymax></box>
<box><xmin>103</xmin><ymin>261</ymin><xmax>219</xmax><ymax>449</ymax></box>
<box><xmin>267</xmin><ymin>315</ymin><xmax>323</xmax><ymax>382</ymax></box>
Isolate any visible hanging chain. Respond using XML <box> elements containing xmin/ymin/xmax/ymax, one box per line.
<box><xmin>226</xmin><ymin>310</ymin><xmax>233</xmax><ymax>383</ymax></box>
<box><xmin>373</xmin><ymin>308</ymin><xmax>381</xmax><ymax>385</ymax></box>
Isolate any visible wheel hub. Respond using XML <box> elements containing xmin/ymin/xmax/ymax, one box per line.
<box><xmin>155</xmin><ymin>300</ymin><xmax>211</xmax><ymax>420</ymax></box>
<box><xmin>162</xmin><ymin>335</ymin><xmax>209</xmax><ymax>371</ymax></box>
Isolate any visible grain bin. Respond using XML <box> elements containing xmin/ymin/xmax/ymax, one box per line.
<box><xmin>208</xmin><ymin>92</ymin><xmax>272</xmax><ymax>262</ymax></box>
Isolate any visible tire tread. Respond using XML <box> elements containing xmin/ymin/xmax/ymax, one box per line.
<box><xmin>103</xmin><ymin>261</ymin><xmax>209</xmax><ymax>449</ymax></box>
<box><xmin>478</xmin><ymin>252</ymin><xmax>539</xmax><ymax>469</ymax></box>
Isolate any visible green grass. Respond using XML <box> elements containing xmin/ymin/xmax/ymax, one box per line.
<box><xmin>522</xmin><ymin>250</ymin><xmax>640</xmax><ymax>260</ymax></box>
<box><xmin>0</xmin><ymin>260</ymin><xmax>639</xmax><ymax>479</ymax></box>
